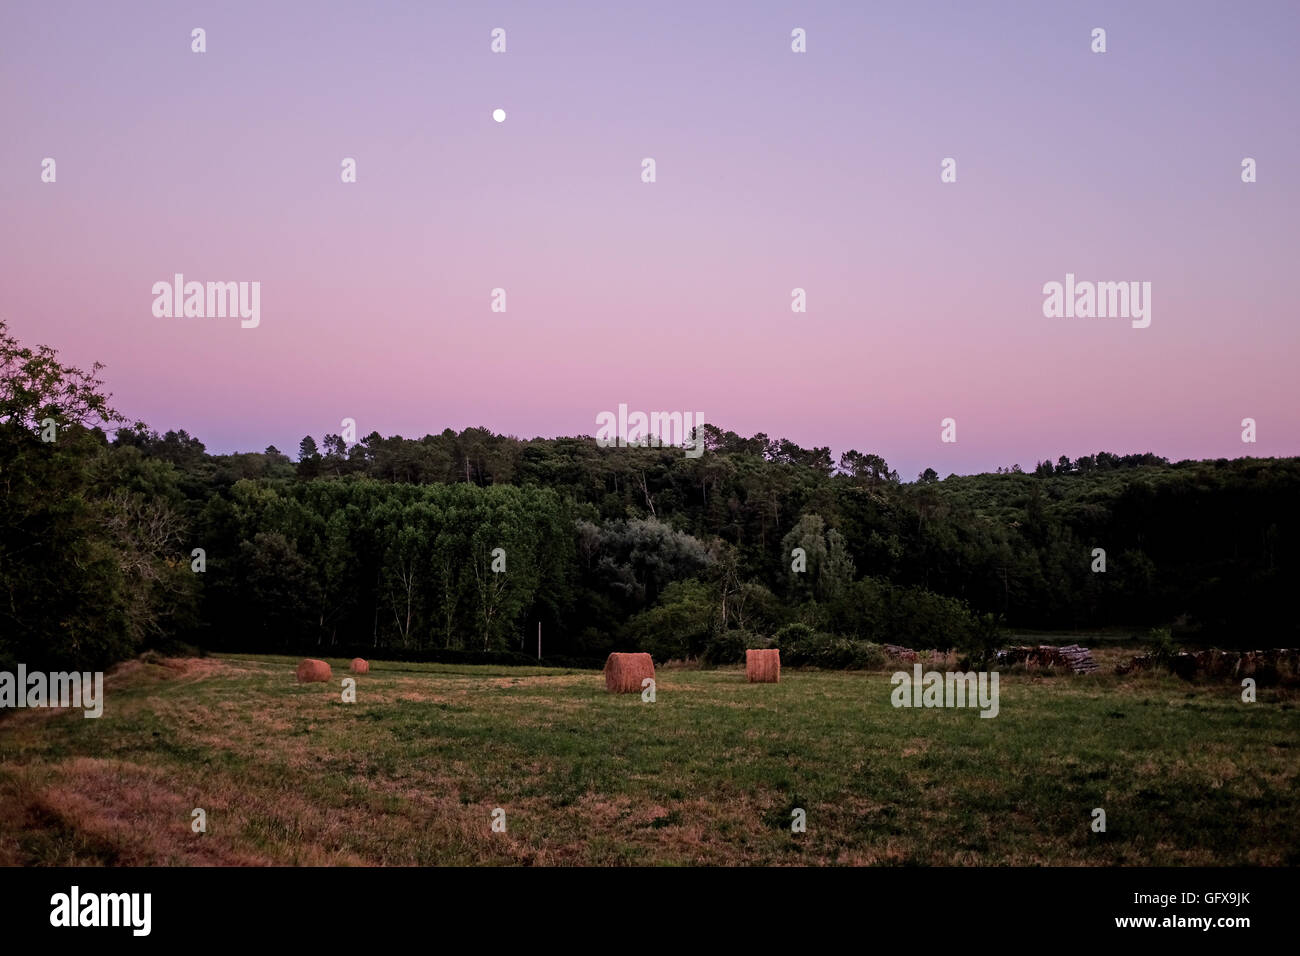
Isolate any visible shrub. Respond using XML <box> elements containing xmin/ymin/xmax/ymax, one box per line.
<box><xmin>774</xmin><ymin>622</ymin><xmax>816</xmax><ymax>653</ymax></box>
<box><xmin>956</xmin><ymin>612</ymin><xmax>1002</xmax><ymax>669</ymax></box>
<box><xmin>703</xmin><ymin>628</ymin><xmax>750</xmax><ymax>665</ymax></box>
<box><xmin>625</xmin><ymin>578</ymin><xmax>715</xmax><ymax>662</ymax></box>
<box><xmin>849</xmin><ymin>641</ymin><xmax>887</xmax><ymax>669</ymax></box>
<box><xmin>1147</xmin><ymin>626</ymin><xmax>1175</xmax><ymax>661</ymax></box>
<box><xmin>779</xmin><ymin>631</ymin><xmax>885</xmax><ymax>670</ymax></box>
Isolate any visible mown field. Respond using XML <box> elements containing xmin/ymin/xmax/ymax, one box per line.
<box><xmin>1</xmin><ymin>651</ymin><xmax>1296</xmax><ymax>865</ymax></box>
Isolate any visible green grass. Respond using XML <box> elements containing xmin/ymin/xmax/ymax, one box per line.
<box><xmin>0</xmin><ymin>652</ymin><xmax>1296</xmax><ymax>865</ymax></box>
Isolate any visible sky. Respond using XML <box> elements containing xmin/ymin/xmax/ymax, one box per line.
<box><xmin>2</xmin><ymin>0</ymin><xmax>1297</xmax><ymax>479</ymax></box>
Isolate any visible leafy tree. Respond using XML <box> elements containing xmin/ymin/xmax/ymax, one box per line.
<box><xmin>0</xmin><ymin>319</ymin><xmax>157</xmax><ymax>670</ymax></box>
<box><xmin>781</xmin><ymin>514</ymin><xmax>856</xmax><ymax>602</ymax></box>
<box><xmin>625</xmin><ymin>579</ymin><xmax>715</xmax><ymax>662</ymax></box>
<box><xmin>297</xmin><ymin>435</ymin><xmax>321</xmax><ymax>479</ymax></box>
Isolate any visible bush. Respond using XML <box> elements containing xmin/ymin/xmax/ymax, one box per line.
<box><xmin>778</xmin><ymin>630</ymin><xmax>886</xmax><ymax>670</ymax></box>
<box><xmin>889</xmin><ymin>585</ymin><xmax>980</xmax><ymax>651</ymax></box>
<box><xmin>703</xmin><ymin>628</ymin><xmax>752</xmax><ymax>665</ymax></box>
<box><xmin>848</xmin><ymin>640</ymin><xmax>887</xmax><ymax>669</ymax></box>
<box><xmin>1147</xmin><ymin>626</ymin><xmax>1176</xmax><ymax>660</ymax></box>
<box><xmin>624</xmin><ymin>578</ymin><xmax>715</xmax><ymax>662</ymax></box>
<box><xmin>956</xmin><ymin>612</ymin><xmax>1002</xmax><ymax>669</ymax></box>
<box><xmin>827</xmin><ymin>576</ymin><xmax>992</xmax><ymax>661</ymax></box>
<box><xmin>774</xmin><ymin>622</ymin><xmax>816</xmax><ymax>653</ymax></box>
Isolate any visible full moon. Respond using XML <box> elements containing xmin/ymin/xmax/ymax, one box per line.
<box><xmin>492</xmin><ymin>108</ymin><xmax>506</xmax><ymax>123</ymax></box>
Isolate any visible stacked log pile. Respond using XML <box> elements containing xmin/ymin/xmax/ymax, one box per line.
<box><xmin>997</xmin><ymin>644</ymin><xmax>1098</xmax><ymax>674</ymax></box>
<box><xmin>1059</xmin><ymin>644</ymin><xmax>1100</xmax><ymax>674</ymax></box>
<box><xmin>1117</xmin><ymin>647</ymin><xmax>1300</xmax><ymax>678</ymax></box>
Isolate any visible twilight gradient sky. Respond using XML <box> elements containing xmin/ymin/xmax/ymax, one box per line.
<box><xmin>3</xmin><ymin>0</ymin><xmax>1298</xmax><ymax>478</ymax></box>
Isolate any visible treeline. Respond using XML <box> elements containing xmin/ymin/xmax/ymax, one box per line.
<box><xmin>197</xmin><ymin>481</ymin><xmax>571</xmax><ymax>655</ymax></box>
<box><xmin>3</xmin><ymin>320</ymin><xmax>1298</xmax><ymax>672</ymax></box>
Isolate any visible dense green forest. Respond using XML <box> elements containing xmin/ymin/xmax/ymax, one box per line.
<box><xmin>3</xmin><ymin>319</ymin><xmax>1297</xmax><ymax>672</ymax></box>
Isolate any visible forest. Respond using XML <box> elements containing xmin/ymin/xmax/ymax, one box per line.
<box><xmin>3</xmin><ymin>319</ymin><xmax>1297</xmax><ymax>672</ymax></box>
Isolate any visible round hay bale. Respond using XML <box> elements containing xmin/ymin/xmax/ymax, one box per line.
<box><xmin>746</xmin><ymin>648</ymin><xmax>781</xmax><ymax>683</ymax></box>
<box><xmin>296</xmin><ymin>658</ymin><xmax>332</xmax><ymax>683</ymax></box>
<box><xmin>604</xmin><ymin>652</ymin><xmax>654</xmax><ymax>694</ymax></box>
<box><xmin>350</xmin><ymin>658</ymin><xmax>369</xmax><ymax>674</ymax></box>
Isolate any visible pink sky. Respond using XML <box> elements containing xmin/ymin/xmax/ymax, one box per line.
<box><xmin>3</xmin><ymin>1</ymin><xmax>1297</xmax><ymax>478</ymax></box>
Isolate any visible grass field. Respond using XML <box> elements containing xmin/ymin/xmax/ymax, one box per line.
<box><xmin>1</xmin><ymin>651</ymin><xmax>1296</xmax><ymax>866</ymax></box>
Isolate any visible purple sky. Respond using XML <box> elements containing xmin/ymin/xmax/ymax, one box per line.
<box><xmin>3</xmin><ymin>1</ymin><xmax>1298</xmax><ymax>478</ymax></box>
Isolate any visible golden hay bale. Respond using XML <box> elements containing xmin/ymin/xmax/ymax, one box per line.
<box><xmin>746</xmin><ymin>648</ymin><xmax>780</xmax><ymax>683</ymax></box>
<box><xmin>296</xmin><ymin>659</ymin><xmax>332</xmax><ymax>683</ymax></box>
<box><xmin>350</xmin><ymin>658</ymin><xmax>369</xmax><ymax>674</ymax></box>
<box><xmin>604</xmin><ymin>652</ymin><xmax>655</xmax><ymax>693</ymax></box>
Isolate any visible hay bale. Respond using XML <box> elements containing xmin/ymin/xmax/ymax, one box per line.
<box><xmin>604</xmin><ymin>652</ymin><xmax>654</xmax><ymax>693</ymax></box>
<box><xmin>296</xmin><ymin>659</ymin><xmax>332</xmax><ymax>683</ymax></box>
<box><xmin>350</xmin><ymin>658</ymin><xmax>369</xmax><ymax>674</ymax></box>
<box><xmin>746</xmin><ymin>648</ymin><xmax>781</xmax><ymax>683</ymax></box>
